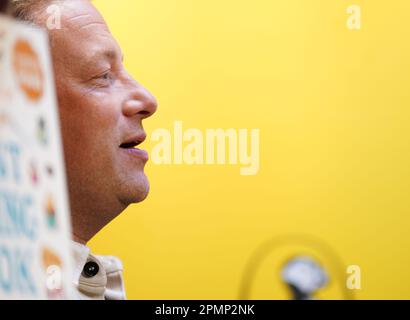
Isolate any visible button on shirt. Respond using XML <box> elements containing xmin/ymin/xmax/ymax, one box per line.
<box><xmin>71</xmin><ymin>242</ymin><xmax>127</xmax><ymax>300</ymax></box>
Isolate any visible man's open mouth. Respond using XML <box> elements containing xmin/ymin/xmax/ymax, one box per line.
<box><xmin>119</xmin><ymin>135</ymin><xmax>149</xmax><ymax>161</ymax></box>
<box><xmin>119</xmin><ymin>141</ymin><xmax>140</xmax><ymax>149</ymax></box>
<box><xmin>119</xmin><ymin>132</ymin><xmax>147</xmax><ymax>150</ymax></box>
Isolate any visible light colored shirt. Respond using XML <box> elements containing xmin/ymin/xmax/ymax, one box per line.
<box><xmin>71</xmin><ymin>241</ymin><xmax>127</xmax><ymax>300</ymax></box>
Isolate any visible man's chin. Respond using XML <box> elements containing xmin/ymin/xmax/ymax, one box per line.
<box><xmin>118</xmin><ymin>175</ymin><xmax>150</xmax><ymax>206</ymax></box>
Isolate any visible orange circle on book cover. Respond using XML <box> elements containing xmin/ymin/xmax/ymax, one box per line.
<box><xmin>13</xmin><ymin>38</ymin><xmax>44</xmax><ymax>102</ymax></box>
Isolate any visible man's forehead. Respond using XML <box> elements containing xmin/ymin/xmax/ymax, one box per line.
<box><xmin>51</xmin><ymin>0</ymin><xmax>122</xmax><ymax>65</ymax></box>
<box><xmin>59</xmin><ymin>0</ymin><xmax>109</xmax><ymax>33</ymax></box>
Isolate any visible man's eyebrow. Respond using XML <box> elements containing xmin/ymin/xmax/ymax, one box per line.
<box><xmin>103</xmin><ymin>49</ymin><xmax>117</xmax><ymax>60</ymax></box>
<box><xmin>88</xmin><ymin>49</ymin><xmax>124</xmax><ymax>64</ymax></box>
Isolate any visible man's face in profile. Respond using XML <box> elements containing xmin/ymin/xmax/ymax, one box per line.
<box><xmin>47</xmin><ymin>0</ymin><xmax>157</xmax><ymax>233</ymax></box>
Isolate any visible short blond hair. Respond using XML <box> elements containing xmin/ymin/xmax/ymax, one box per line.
<box><xmin>8</xmin><ymin>0</ymin><xmax>58</xmax><ymax>22</ymax></box>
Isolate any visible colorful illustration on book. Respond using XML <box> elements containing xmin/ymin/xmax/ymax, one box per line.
<box><xmin>42</xmin><ymin>247</ymin><xmax>64</xmax><ymax>300</ymax></box>
<box><xmin>44</xmin><ymin>193</ymin><xmax>57</xmax><ymax>229</ymax></box>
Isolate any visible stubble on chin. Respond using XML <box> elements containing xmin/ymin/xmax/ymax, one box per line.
<box><xmin>117</xmin><ymin>171</ymin><xmax>150</xmax><ymax>207</ymax></box>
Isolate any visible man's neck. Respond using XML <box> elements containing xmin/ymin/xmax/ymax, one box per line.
<box><xmin>72</xmin><ymin>233</ymin><xmax>88</xmax><ymax>245</ymax></box>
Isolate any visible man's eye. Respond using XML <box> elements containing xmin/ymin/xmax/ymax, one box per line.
<box><xmin>91</xmin><ymin>71</ymin><xmax>114</xmax><ymax>88</ymax></box>
<box><xmin>101</xmin><ymin>72</ymin><xmax>110</xmax><ymax>80</ymax></box>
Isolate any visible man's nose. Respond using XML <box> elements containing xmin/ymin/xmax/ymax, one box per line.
<box><xmin>122</xmin><ymin>82</ymin><xmax>158</xmax><ymax>120</ymax></box>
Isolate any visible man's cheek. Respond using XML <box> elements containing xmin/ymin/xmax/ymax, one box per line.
<box><xmin>89</xmin><ymin>106</ymin><xmax>121</xmax><ymax>137</ymax></box>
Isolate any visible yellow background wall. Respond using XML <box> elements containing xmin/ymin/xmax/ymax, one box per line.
<box><xmin>89</xmin><ymin>0</ymin><xmax>410</xmax><ymax>299</ymax></box>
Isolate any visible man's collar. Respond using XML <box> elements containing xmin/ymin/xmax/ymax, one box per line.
<box><xmin>71</xmin><ymin>241</ymin><xmax>90</xmax><ymax>286</ymax></box>
<box><xmin>70</xmin><ymin>240</ymin><xmax>127</xmax><ymax>300</ymax></box>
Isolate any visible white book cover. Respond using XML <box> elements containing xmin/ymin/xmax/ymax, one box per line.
<box><xmin>0</xmin><ymin>15</ymin><xmax>74</xmax><ymax>300</ymax></box>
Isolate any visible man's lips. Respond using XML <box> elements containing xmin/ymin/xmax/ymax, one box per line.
<box><xmin>119</xmin><ymin>132</ymin><xmax>147</xmax><ymax>149</ymax></box>
<box><xmin>119</xmin><ymin>132</ymin><xmax>148</xmax><ymax>161</ymax></box>
<box><xmin>120</xmin><ymin>147</ymin><xmax>149</xmax><ymax>161</ymax></box>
